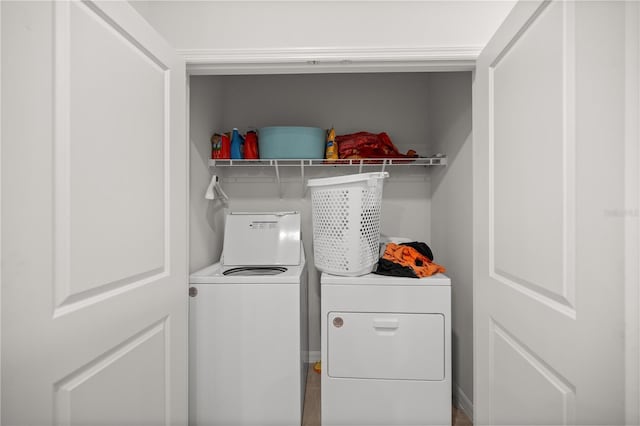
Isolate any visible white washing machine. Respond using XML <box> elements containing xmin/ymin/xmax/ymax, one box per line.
<box><xmin>189</xmin><ymin>211</ymin><xmax>308</xmax><ymax>426</ymax></box>
<box><xmin>321</xmin><ymin>270</ymin><xmax>451</xmax><ymax>426</ymax></box>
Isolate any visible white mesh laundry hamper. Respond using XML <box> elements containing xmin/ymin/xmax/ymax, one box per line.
<box><xmin>307</xmin><ymin>172</ymin><xmax>389</xmax><ymax>276</ymax></box>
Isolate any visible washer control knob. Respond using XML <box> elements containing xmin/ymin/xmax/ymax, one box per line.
<box><xmin>333</xmin><ymin>317</ymin><xmax>344</xmax><ymax>328</ymax></box>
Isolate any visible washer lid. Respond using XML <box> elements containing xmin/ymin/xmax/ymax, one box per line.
<box><xmin>223</xmin><ymin>211</ymin><xmax>301</xmax><ymax>266</ymax></box>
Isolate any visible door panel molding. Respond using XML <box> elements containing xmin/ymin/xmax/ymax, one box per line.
<box><xmin>489</xmin><ymin>318</ymin><xmax>575</xmax><ymax>425</ymax></box>
<box><xmin>68</xmin><ymin>1</ymin><xmax>169</xmax><ymax>71</ymax></box>
<box><xmin>53</xmin><ymin>268</ymin><xmax>168</xmax><ymax>318</ymax></box>
<box><xmin>52</xmin><ymin>0</ymin><xmax>173</xmax><ymax>317</ymax></box>
<box><xmin>487</xmin><ymin>1</ymin><xmax>551</xmax><ymax>69</ymax></box>
<box><xmin>53</xmin><ymin>318</ymin><xmax>169</xmax><ymax>426</ymax></box>
<box><xmin>487</xmin><ymin>0</ymin><xmax>576</xmax><ymax>319</ymax></box>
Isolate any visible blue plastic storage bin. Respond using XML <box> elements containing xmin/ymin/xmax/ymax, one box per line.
<box><xmin>258</xmin><ymin>126</ymin><xmax>325</xmax><ymax>159</ymax></box>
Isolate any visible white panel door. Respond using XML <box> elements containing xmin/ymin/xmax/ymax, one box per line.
<box><xmin>2</xmin><ymin>1</ymin><xmax>187</xmax><ymax>425</ymax></box>
<box><xmin>474</xmin><ymin>1</ymin><xmax>627</xmax><ymax>425</ymax></box>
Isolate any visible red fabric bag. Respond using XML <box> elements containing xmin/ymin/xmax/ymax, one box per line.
<box><xmin>336</xmin><ymin>132</ymin><xmax>415</xmax><ymax>159</ymax></box>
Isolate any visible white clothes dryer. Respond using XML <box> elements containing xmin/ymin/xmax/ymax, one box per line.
<box><xmin>189</xmin><ymin>211</ymin><xmax>308</xmax><ymax>426</ymax></box>
<box><xmin>321</xmin><ymin>270</ymin><xmax>451</xmax><ymax>426</ymax></box>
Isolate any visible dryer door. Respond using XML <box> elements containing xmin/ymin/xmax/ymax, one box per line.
<box><xmin>327</xmin><ymin>312</ymin><xmax>445</xmax><ymax>381</ymax></box>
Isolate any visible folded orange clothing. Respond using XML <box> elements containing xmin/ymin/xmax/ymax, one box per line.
<box><xmin>382</xmin><ymin>243</ymin><xmax>446</xmax><ymax>278</ymax></box>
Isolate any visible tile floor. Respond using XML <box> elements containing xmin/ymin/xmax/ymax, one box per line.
<box><xmin>302</xmin><ymin>366</ymin><xmax>472</xmax><ymax>426</ymax></box>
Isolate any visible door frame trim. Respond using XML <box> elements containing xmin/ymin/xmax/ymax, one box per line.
<box><xmin>182</xmin><ymin>44</ymin><xmax>477</xmax><ymax>420</ymax></box>
<box><xmin>0</xmin><ymin>1</ymin><xmax>3</xmax><ymax>422</ymax></box>
<box><xmin>182</xmin><ymin>46</ymin><xmax>479</xmax><ymax>75</ymax></box>
<box><xmin>626</xmin><ymin>2</ymin><xmax>640</xmax><ymax>425</ymax></box>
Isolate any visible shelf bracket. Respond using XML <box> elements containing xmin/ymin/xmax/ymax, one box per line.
<box><xmin>358</xmin><ymin>160</ymin><xmax>363</xmax><ymax>174</ymax></box>
<box><xmin>274</xmin><ymin>160</ymin><xmax>282</xmax><ymax>199</ymax></box>
<box><xmin>300</xmin><ymin>160</ymin><xmax>306</xmax><ymax>197</ymax></box>
<box><xmin>381</xmin><ymin>159</ymin><xmax>387</xmax><ymax>174</ymax></box>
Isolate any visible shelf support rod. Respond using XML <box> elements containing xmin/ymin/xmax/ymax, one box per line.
<box><xmin>381</xmin><ymin>159</ymin><xmax>387</xmax><ymax>174</ymax></box>
<box><xmin>358</xmin><ymin>160</ymin><xmax>363</xmax><ymax>174</ymax></box>
<box><xmin>300</xmin><ymin>160</ymin><xmax>305</xmax><ymax>197</ymax></box>
<box><xmin>274</xmin><ymin>161</ymin><xmax>282</xmax><ymax>199</ymax></box>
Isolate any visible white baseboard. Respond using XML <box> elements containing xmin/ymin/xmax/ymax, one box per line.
<box><xmin>453</xmin><ymin>383</ymin><xmax>474</xmax><ymax>421</ymax></box>
<box><xmin>308</xmin><ymin>351</ymin><xmax>321</xmax><ymax>363</ymax></box>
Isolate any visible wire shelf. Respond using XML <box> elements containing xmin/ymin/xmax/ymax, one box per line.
<box><xmin>208</xmin><ymin>156</ymin><xmax>447</xmax><ymax>168</ymax></box>
<box><xmin>207</xmin><ymin>156</ymin><xmax>446</xmax><ymax>199</ymax></box>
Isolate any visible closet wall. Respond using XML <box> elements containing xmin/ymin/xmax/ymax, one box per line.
<box><xmin>189</xmin><ymin>70</ymin><xmax>475</xmax><ymax>405</ymax></box>
<box><xmin>189</xmin><ymin>72</ymin><xmax>438</xmax><ymax>358</ymax></box>
<box><xmin>189</xmin><ymin>77</ymin><xmax>225</xmax><ymax>271</ymax></box>
<box><xmin>428</xmin><ymin>72</ymin><xmax>474</xmax><ymax>407</ymax></box>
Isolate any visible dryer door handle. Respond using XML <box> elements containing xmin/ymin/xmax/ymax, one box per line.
<box><xmin>373</xmin><ymin>318</ymin><xmax>399</xmax><ymax>330</ymax></box>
